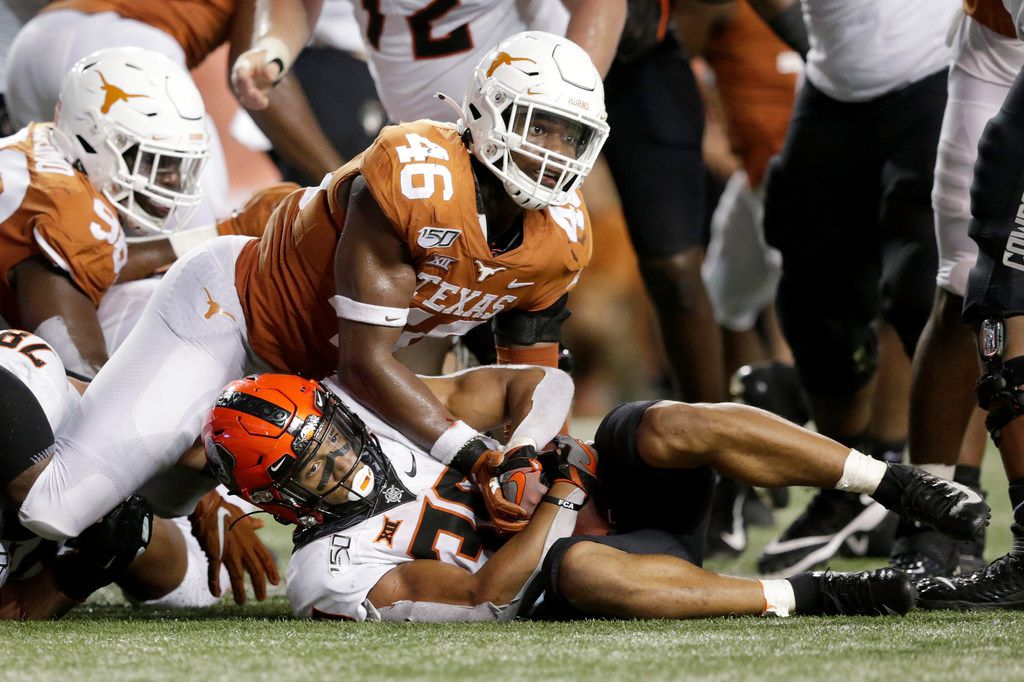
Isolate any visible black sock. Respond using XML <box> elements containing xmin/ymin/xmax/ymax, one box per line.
<box><xmin>954</xmin><ymin>465</ymin><xmax>982</xmax><ymax>491</ymax></box>
<box><xmin>865</xmin><ymin>438</ymin><xmax>906</xmax><ymax>465</ymax></box>
<box><xmin>788</xmin><ymin>572</ymin><xmax>823</xmax><ymax>614</ymax></box>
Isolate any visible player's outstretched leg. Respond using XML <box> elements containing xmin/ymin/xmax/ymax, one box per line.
<box><xmin>544</xmin><ymin>540</ymin><xmax>914</xmax><ymax>619</ymax></box>
<box><xmin>634</xmin><ymin>400</ymin><xmax>989</xmax><ymax>577</ymax></box>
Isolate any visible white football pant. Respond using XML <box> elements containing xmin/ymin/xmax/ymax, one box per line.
<box><xmin>20</xmin><ymin>236</ymin><xmax>259</xmax><ymax>540</ymax></box>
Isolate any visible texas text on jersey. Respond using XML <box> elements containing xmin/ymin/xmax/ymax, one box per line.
<box><xmin>0</xmin><ymin>123</ymin><xmax>127</xmax><ymax>325</ymax></box>
<box><xmin>236</xmin><ymin>120</ymin><xmax>592</xmax><ymax>377</ymax></box>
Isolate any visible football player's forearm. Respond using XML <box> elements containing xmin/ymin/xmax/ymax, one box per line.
<box><xmin>341</xmin><ymin>353</ymin><xmax>457</xmax><ymax>451</ymax></box>
<box><xmin>248</xmin><ymin>73</ymin><xmax>344</xmax><ymax>185</ymax></box>
<box><xmin>504</xmin><ymin>366</ymin><xmax>574</xmax><ymax>449</ymax></box>
<box><xmin>469</xmin><ymin>481</ymin><xmax>582</xmax><ymax>606</ymax></box>
<box><xmin>230</xmin><ymin>0</ymin><xmax>322</xmax><ymax>69</ymax></box>
<box><xmin>564</xmin><ymin>0</ymin><xmax>627</xmax><ymax>77</ymax></box>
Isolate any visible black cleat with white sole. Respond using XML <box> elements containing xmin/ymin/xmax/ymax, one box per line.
<box><xmin>917</xmin><ymin>549</ymin><xmax>1024</xmax><ymax>610</ymax></box>
<box><xmin>814</xmin><ymin>568</ymin><xmax>916</xmax><ymax>616</ymax></box>
<box><xmin>869</xmin><ymin>464</ymin><xmax>990</xmax><ymax>542</ymax></box>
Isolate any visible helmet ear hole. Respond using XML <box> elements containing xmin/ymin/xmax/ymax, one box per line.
<box><xmin>468</xmin><ymin>103</ymin><xmax>481</xmax><ymax>120</ymax></box>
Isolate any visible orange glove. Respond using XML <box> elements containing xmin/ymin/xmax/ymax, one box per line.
<box><xmin>475</xmin><ymin>446</ymin><xmax>548</xmax><ymax>534</ymax></box>
<box><xmin>189</xmin><ymin>490</ymin><xmax>281</xmax><ymax>605</ymax></box>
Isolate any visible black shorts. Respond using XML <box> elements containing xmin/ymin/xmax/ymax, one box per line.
<box><xmin>602</xmin><ymin>37</ymin><xmax>706</xmax><ymax>257</ymax></box>
<box><xmin>529</xmin><ymin>401</ymin><xmax>715</xmax><ymax>620</ymax></box>
<box><xmin>763</xmin><ymin>70</ymin><xmax>945</xmax><ymax>392</ymax></box>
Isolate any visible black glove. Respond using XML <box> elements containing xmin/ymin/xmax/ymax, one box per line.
<box><xmin>537</xmin><ymin>436</ymin><xmax>599</xmax><ymax>496</ymax></box>
<box><xmin>54</xmin><ymin>495</ymin><xmax>153</xmax><ymax>601</ymax></box>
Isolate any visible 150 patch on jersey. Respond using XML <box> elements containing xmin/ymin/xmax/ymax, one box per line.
<box><xmin>417</xmin><ymin>226</ymin><xmax>461</xmax><ymax>249</ymax></box>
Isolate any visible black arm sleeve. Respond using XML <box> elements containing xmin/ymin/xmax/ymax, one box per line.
<box><xmin>492</xmin><ymin>294</ymin><xmax>571</xmax><ymax>346</ymax></box>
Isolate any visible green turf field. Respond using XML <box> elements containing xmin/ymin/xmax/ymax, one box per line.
<box><xmin>2</xmin><ymin>457</ymin><xmax>1022</xmax><ymax>681</ymax></box>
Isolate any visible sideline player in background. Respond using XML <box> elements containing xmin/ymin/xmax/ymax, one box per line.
<box><xmin>13</xmin><ymin>32</ymin><xmax>611</xmax><ymax>545</ymax></box>
<box><xmin>916</xmin><ymin>0</ymin><xmax>1024</xmax><ymax>610</ymax></box>
<box><xmin>757</xmin><ymin>0</ymin><xmax>961</xmax><ymax>576</ymax></box>
<box><xmin>203</xmin><ymin>367</ymin><xmax>986</xmax><ymax>621</ymax></box>
<box><xmin>894</xmin><ymin>0</ymin><xmax>1024</xmax><ymax>578</ymax></box>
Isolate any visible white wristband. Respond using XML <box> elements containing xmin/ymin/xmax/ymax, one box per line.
<box><xmin>168</xmin><ymin>224</ymin><xmax>219</xmax><ymax>259</ymax></box>
<box><xmin>330</xmin><ymin>295</ymin><xmax>409</xmax><ymax>327</ymax></box>
<box><xmin>430</xmin><ymin>420</ymin><xmax>480</xmax><ymax>465</ymax></box>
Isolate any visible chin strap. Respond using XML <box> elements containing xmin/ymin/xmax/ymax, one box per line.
<box><xmin>976</xmin><ymin>319</ymin><xmax>1024</xmax><ymax>444</ymax></box>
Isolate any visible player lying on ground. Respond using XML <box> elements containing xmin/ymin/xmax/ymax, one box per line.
<box><xmin>202</xmin><ymin>366</ymin><xmax>988</xmax><ymax>621</ymax></box>
<box><xmin>0</xmin><ymin>331</ymin><xmax>279</xmax><ymax>618</ymax></box>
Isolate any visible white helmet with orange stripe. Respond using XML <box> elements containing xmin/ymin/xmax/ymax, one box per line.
<box><xmin>54</xmin><ymin>47</ymin><xmax>210</xmax><ymax>239</ymax></box>
<box><xmin>460</xmin><ymin>31</ymin><xmax>610</xmax><ymax>211</ymax></box>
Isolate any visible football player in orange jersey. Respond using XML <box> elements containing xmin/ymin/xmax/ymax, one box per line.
<box><xmin>13</xmin><ymin>32</ymin><xmax>609</xmax><ymax>546</ymax></box>
<box><xmin>0</xmin><ymin>47</ymin><xmax>210</xmax><ymax>380</ymax></box>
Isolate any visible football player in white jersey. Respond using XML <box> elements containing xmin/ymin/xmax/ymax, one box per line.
<box><xmin>203</xmin><ymin>367</ymin><xmax>987</xmax><ymax>622</ymax></box>
<box><xmin>229</xmin><ymin>0</ymin><xmax>624</xmax><ymax>119</ymax></box>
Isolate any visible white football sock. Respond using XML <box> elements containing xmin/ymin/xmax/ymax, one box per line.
<box><xmin>835</xmin><ymin>449</ymin><xmax>888</xmax><ymax>495</ymax></box>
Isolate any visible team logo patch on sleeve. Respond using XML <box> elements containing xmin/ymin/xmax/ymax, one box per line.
<box><xmin>374</xmin><ymin>516</ymin><xmax>403</xmax><ymax>548</ymax></box>
<box><xmin>417</xmin><ymin>227</ymin><xmax>461</xmax><ymax>249</ymax></box>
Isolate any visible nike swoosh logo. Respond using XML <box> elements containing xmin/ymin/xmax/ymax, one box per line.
<box><xmin>216</xmin><ymin>506</ymin><xmax>232</xmax><ymax>555</ymax></box>
<box><xmin>385</xmin><ymin>316</ymin><xmax>401</xmax><ymax>322</ymax></box>
<box><xmin>405</xmin><ymin>450</ymin><xmax>417</xmax><ymax>478</ymax></box>
<box><xmin>507</xmin><ymin>280</ymin><xmax>534</xmax><ymax>289</ymax></box>
<box><xmin>947</xmin><ymin>481</ymin><xmax>984</xmax><ymax>515</ymax></box>
<box><xmin>844</xmin><ymin>535</ymin><xmax>869</xmax><ymax>556</ymax></box>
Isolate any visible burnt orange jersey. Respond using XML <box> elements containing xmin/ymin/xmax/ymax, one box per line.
<box><xmin>0</xmin><ymin>124</ymin><xmax>127</xmax><ymax>325</ymax></box>
<box><xmin>236</xmin><ymin>121</ymin><xmax>592</xmax><ymax>377</ymax></box>
<box><xmin>706</xmin><ymin>1</ymin><xmax>798</xmax><ymax>187</ymax></box>
<box><xmin>965</xmin><ymin>0</ymin><xmax>1017</xmax><ymax>38</ymax></box>
<box><xmin>45</xmin><ymin>0</ymin><xmax>237</xmax><ymax>69</ymax></box>
<box><xmin>215</xmin><ymin>183</ymin><xmax>300</xmax><ymax>239</ymax></box>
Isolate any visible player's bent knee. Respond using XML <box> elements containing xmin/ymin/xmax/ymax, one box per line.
<box><xmin>638</xmin><ymin>250</ymin><xmax>706</xmax><ymax>311</ymax></box>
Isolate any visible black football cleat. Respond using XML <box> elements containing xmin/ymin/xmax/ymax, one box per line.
<box><xmin>870</xmin><ymin>464</ymin><xmax>990</xmax><ymax>542</ymax></box>
<box><xmin>889</xmin><ymin>522</ymin><xmax>959</xmax><ymax>579</ymax></box>
<box><xmin>757</xmin><ymin>490</ymin><xmax>891</xmax><ymax>577</ymax></box>
<box><xmin>814</xmin><ymin>568</ymin><xmax>916</xmax><ymax>616</ymax></box>
<box><xmin>917</xmin><ymin>551</ymin><xmax>1024</xmax><ymax>610</ymax></box>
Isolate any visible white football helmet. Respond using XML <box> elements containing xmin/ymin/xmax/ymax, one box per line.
<box><xmin>54</xmin><ymin>47</ymin><xmax>210</xmax><ymax>239</ymax></box>
<box><xmin>461</xmin><ymin>31</ymin><xmax>610</xmax><ymax>210</ymax></box>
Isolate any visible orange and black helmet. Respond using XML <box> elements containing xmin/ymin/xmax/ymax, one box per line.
<box><xmin>201</xmin><ymin>373</ymin><xmax>392</xmax><ymax>527</ymax></box>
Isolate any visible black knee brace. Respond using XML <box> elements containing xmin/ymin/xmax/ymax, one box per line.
<box><xmin>975</xmin><ymin>319</ymin><xmax>1024</xmax><ymax>444</ymax></box>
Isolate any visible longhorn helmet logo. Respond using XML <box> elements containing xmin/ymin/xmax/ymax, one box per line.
<box><xmin>96</xmin><ymin>71</ymin><xmax>147</xmax><ymax>114</ymax></box>
<box><xmin>486</xmin><ymin>52</ymin><xmax>538</xmax><ymax>78</ymax></box>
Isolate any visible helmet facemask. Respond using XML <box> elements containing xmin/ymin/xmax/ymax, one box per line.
<box><xmin>247</xmin><ymin>389</ymin><xmax>387</xmax><ymax>527</ymax></box>
<box><xmin>103</xmin><ymin>124</ymin><xmax>208</xmax><ymax>239</ymax></box>
<box><xmin>462</xmin><ymin>31</ymin><xmax>610</xmax><ymax>211</ymax></box>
